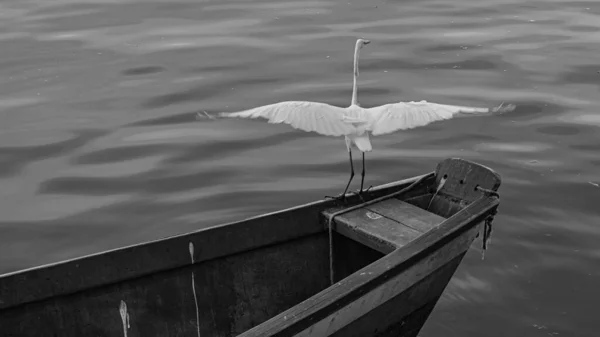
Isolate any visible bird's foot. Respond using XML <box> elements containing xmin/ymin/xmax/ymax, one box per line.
<box><xmin>351</xmin><ymin>186</ymin><xmax>373</xmax><ymax>202</ymax></box>
<box><xmin>325</xmin><ymin>193</ymin><xmax>348</xmax><ymax>203</ymax></box>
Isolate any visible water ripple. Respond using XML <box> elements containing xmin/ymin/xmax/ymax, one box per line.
<box><xmin>1</xmin><ymin>0</ymin><xmax>599</xmax><ymax>336</ymax></box>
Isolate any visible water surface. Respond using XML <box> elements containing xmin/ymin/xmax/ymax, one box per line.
<box><xmin>1</xmin><ymin>0</ymin><xmax>599</xmax><ymax>336</ymax></box>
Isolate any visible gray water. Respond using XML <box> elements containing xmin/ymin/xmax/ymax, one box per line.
<box><xmin>1</xmin><ymin>0</ymin><xmax>599</xmax><ymax>336</ymax></box>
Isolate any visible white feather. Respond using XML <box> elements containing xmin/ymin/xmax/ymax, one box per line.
<box><xmin>365</xmin><ymin>100</ymin><xmax>493</xmax><ymax>136</ymax></box>
<box><xmin>218</xmin><ymin>101</ymin><xmax>356</xmax><ymax>137</ymax></box>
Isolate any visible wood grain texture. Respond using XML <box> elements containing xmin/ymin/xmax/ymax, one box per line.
<box><xmin>422</xmin><ymin>194</ymin><xmax>463</xmax><ymax>219</ymax></box>
<box><xmin>434</xmin><ymin>158</ymin><xmax>501</xmax><ymax>204</ymax></box>
<box><xmin>365</xmin><ymin>198</ymin><xmax>445</xmax><ymax>233</ymax></box>
<box><xmin>322</xmin><ymin>207</ymin><xmax>422</xmax><ymax>254</ymax></box>
<box><xmin>403</xmin><ymin>158</ymin><xmax>502</xmax><ymax>219</ymax></box>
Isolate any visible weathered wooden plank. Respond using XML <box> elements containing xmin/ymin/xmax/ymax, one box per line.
<box><xmin>364</xmin><ymin>198</ymin><xmax>445</xmax><ymax>233</ymax></box>
<box><xmin>329</xmin><ymin>253</ymin><xmax>466</xmax><ymax>337</ymax></box>
<box><xmin>435</xmin><ymin>158</ymin><xmax>501</xmax><ymax>204</ymax></box>
<box><xmin>0</xmin><ymin>234</ymin><xmax>332</xmax><ymax>337</ymax></box>
<box><xmin>0</xmin><ymin>173</ymin><xmax>431</xmax><ymax>311</ymax></box>
<box><xmin>291</xmin><ymin>225</ymin><xmax>479</xmax><ymax>337</ymax></box>
<box><xmin>427</xmin><ymin>194</ymin><xmax>464</xmax><ymax>218</ymax></box>
<box><xmin>323</xmin><ymin>207</ymin><xmax>422</xmax><ymax>254</ymax></box>
<box><xmin>404</xmin><ymin>194</ymin><xmax>463</xmax><ymax>219</ymax></box>
<box><xmin>0</xmin><ymin>209</ymin><xmax>322</xmax><ymax>312</ymax></box>
<box><xmin>404</xmin><ymin>193</ymin><xmax>432</xmax><ymax>207</ymax></box>
<box><xmin>238</xmin><ymin>195</ymin><xmax>499</xmax><ymax>337</ymax></box>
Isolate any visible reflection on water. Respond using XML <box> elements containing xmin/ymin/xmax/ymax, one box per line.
<box><xmin>1</xmin><ymin>0</ymin><xmax>599</xmax><ymax>336</ymax></box>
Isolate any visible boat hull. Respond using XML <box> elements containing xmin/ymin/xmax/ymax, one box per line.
<box><xmin>0</xmin><ymin>158</ymin><xmax>501</xmax><ymax>337</ymax></box>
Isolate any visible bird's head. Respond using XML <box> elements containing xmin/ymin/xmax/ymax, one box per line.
<box><xmin>356</xmin><ymin>39</ymin><xmax>371</xmax><ymax>49</ymax></box>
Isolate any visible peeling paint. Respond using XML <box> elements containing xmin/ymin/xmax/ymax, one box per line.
<box><xmin>189</xmin><ymin>241</ymin><xmax>195</xmax><ymax>264</ymax></box>
<box><xmin>119</xmin><ymin>300</ymin><xmax>130</xmax><ymax>337</ymax></box>
<box><xmin>189</xmin><ymin>241</ymin><xmax>201</xmax><ymax>337</ymax></box>
<box><xmin>365</xmin><ymin>211</ymin><xmax>382</xmax><ymax>220</ymax></box>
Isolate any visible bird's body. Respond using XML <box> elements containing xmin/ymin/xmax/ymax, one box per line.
<box><xmin>215</xmin><ymin>39</ymin><xmax>515</xmax><ymax>200</ymax></box>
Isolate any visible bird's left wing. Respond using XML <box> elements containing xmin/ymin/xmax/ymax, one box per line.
<box><xmin>366</xmin><ymin>100</ymin><xmax>514</xmax><ymax>136</ymax></box>
<box><xmin>218</xmin><ymin>101</ymin><xmax>356</xmax><ymax>137</ymax></box>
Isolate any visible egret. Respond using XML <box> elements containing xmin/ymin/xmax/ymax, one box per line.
<box><xmin>214</xmin><ymin>39</ymin><xmax>515</xmax><ymax>201</ymax></box>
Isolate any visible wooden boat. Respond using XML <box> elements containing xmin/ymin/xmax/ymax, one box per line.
<box><xmin>0</xmin><ymin>157</ymin><xmax>501</xmax><ymax>337</ymax></box>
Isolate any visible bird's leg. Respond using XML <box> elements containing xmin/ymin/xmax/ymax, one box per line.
<box><xmin>360</xmin><ymin>152</ymin><xmax>369</xmax><ymax>192</ymax></box>
<box><xmin>342</xmin><ymin>150</ymin><xmax>355</xmax><ymax>196</ymax></box>
<box><xmin>352</xmin><ymin>152</ymin><xmax>372</xmax><ymax>201</ymax></box>
<box><xmin>325</xmin><ymin>149</ymin><xmax>355</xmax><ymax>202</ymax></box>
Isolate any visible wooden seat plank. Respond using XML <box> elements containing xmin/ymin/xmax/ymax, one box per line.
<box><xmin>323</xmin><ymin>208</ymin><xmax>422</xmax><ymax>254</ymax></box>
<box><xmin>365</xmin><ymin>198</ymin><xmax>445</xmax><ymax>234</ymax></box>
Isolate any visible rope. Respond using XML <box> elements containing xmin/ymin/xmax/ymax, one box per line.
<box><xmin>475</xmin><ymin>185</ymin><xmax>499</xmax><ymax>198</ymax></box>
<box><xmin>327</xmin><ymin>172</ymin><xmax>435</xmax><ymax>285</ymax></box>
<box><xmin>326</xmin><ymin>174</ymin><xmax>501</xmax><ymax>283</ymax></box>
<box><xmin>426</xmin><ymin>175</ymin><xmax>447</xmax><ymax>211</ymax></box>
<box><xmin>475</xmin><ymin>185</ymin><xmax>500</xmax><ymax>260</ymax></box>
<box><xmin>479</xmin><ymin>208</ymin><xmax>497</xmax><ymax>260</ymax></box>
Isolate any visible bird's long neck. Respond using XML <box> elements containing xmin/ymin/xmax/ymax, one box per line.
<box><xmin>351</xmin><ymin>43</ymin><xmax>360</xmax><ymax>106</ymax></box>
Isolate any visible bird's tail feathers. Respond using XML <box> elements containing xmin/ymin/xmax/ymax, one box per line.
<box><xmin>353</xmin><ymin>136</ymin><xmax>372</xmax><ymax>152</ymax></box>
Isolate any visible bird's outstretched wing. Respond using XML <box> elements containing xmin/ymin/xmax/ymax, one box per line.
<box><xmin>218</xmin><ymin>101</ymin><xmax>356</xmax><ymax>136</ymax></box>
<box><xmin>366</xmin><ymin>100</ymin><xmax>515</xmax><ymax>136</ymax></box>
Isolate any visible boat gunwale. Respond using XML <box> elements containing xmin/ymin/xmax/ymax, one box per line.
<box><xmin>238</xmin><ymin>193</ymin><xmax>500</xmax><ymax>337</ymax></box>
<box><xmin>0</xmin><ymin>173</ymin><xmax>431</xmax><ymax>311</ymax></box>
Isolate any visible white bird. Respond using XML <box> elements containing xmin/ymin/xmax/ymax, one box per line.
<box><xmin>215</xmin><ymin>39</ymin><xmax>515</xmax><ymax>201</ymax></box>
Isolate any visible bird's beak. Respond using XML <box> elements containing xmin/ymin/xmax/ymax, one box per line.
<box><xmin>363</xmin><ymin>40</ymin><xmax>371</xmax><ymax>45</ymax></box>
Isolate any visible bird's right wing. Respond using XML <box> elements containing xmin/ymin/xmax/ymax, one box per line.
<box><xmin>366</xmin><ymin>100</ymin><xmax>514</xmax><ymax>136</ymax></box>
<box><xmin>218</xmin><ymin>101</ymin><xmax>356</xmax><ymax>137</ymax></box>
